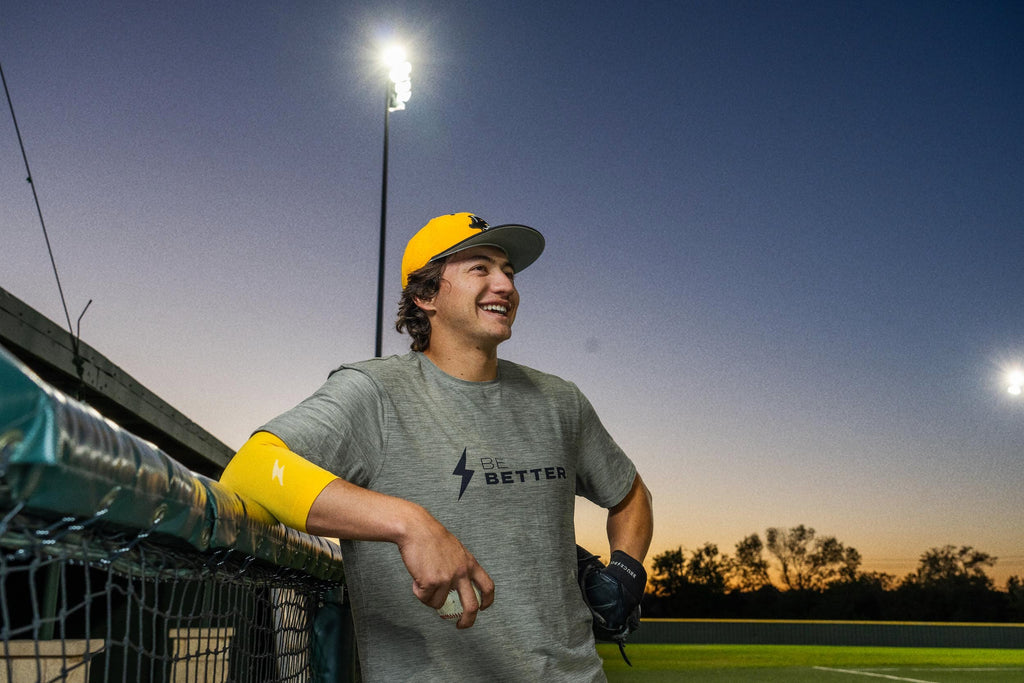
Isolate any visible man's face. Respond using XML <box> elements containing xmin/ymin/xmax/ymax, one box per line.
<box><xmin>420</xmin><ymin>246</ymin><xmax>519</xmax><ymax>349</ymax></box>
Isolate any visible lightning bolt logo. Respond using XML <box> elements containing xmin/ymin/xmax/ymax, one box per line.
<box><xmin>452</xmin><ymin>448</ymin><xmax>474</xmax><ymax>500</ymax></box>
<box><xmin>272</xmin><ymin>459</ymin><xmax>285</xmax><ymax>486</ymax></box>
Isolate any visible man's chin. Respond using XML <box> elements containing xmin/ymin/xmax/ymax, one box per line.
<box><xmin>489</xmin><ymin>326</ymin><xmax>513</xmax><ymax>345</ymax></box>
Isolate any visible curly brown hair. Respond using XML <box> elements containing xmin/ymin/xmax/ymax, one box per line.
<box><xmin>395</xmin><ymin>257</ymin><xmax>447</xmax><ymax>352</ymax></box>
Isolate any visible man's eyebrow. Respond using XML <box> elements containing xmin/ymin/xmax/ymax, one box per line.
<box><xmin>460</xmin><ymin>253</ymin><xmax>515</xmax><ymax>270</ymax></box>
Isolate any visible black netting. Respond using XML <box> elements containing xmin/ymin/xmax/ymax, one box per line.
<box><xmin>1</xmin><ymin>504</ymin><xmax>341</xmax><ymax>683</ymax></box>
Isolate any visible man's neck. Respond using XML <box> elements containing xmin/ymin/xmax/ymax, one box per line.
<box><xmin>424</xmin><ymin>340</ymin><xmax>499</xmax><ymax>381</ymax></box>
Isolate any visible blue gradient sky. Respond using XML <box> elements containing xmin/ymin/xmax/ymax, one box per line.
<box><xmin>2</xmin><ymin>1</ymin><xmax>1022</xmax><ymax>583</ymax></box>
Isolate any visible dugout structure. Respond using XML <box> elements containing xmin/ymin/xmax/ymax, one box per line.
<box><xmin>0</xmin><ymin>341</ymin><xmax>356</xmax><ymax>682</ymax></box>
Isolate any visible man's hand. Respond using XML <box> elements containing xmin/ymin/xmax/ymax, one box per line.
<box><xmin>305</xmin><ymin>478</ymin><xmax>494</xmax><ymax>629</ymax></box>
<box><xmin>577</xmin><ymin>546</ymin><xmax>645</xmax><ymax>662</ymax></box>
<box><xmin>396</xmin><ymin>505</ymin><xmax>494</xmax><ymax>629</ymax></box>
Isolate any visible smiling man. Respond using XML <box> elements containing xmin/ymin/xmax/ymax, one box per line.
<box><xmin>220</xmin><ymin>212</ymin><xmax>653</xmax><ymax>681</ymax></box>
<box><xmin>406</xmin><ymin>244</ymin><xmax>520</xmax><ymax>379</ymax></box>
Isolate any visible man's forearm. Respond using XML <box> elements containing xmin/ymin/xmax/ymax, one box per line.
<box><xmin>306</xmin><ymin>476</ymin><xmax>495</xmax><ymax>627</ymax></box>
<box><xmin>305</xmin><ymin>477</ymin><xmax>427</xmax><ymax>543</ymax></box>
<box><xmin>606</xmin><ymin>473</ymin><xmax>654</xmax><ymax>561</ymax></box>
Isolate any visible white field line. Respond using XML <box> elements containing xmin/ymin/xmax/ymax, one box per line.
<box><xmin>812</xmin><ymin>667</ymin><xmax>938</xmax><ymax>682</ymax></box>
<box><xmin>906</xmin><ymin>668</ymin><xmax>1024</xmax><ymax>672</ymax></box>
<box><xmin>859</xmin><ymin>667</ymin><xmax>1024</xmax><ymax>673</ymax></box>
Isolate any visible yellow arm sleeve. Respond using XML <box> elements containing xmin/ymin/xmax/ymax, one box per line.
<box><xmin>219</xmin><ymin>431</ymin><xmax>338</xmax><ymax>533</ymax></box>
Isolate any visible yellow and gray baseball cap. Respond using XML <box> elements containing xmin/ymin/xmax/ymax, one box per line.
<box><xmin>401</xmin><ymin>212</ymin><xmax>545</xmax><ymax>287</ymax></box>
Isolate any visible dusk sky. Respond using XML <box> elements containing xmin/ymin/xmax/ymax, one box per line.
<box><xmin>2</xmin><ymin>2</ymin><xmax>1022</xmax><ymax>584</ymax></box>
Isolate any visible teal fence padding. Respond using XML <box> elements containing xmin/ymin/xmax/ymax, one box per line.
<box><xmin>0</xmin><ymin>344</ymin><xmax>209</xmax><ymax>545</ymax></box>
<box><xmin>0</xmin><ymin>343</ymin><xmax>344</xmax><ymax>582</ymax></box>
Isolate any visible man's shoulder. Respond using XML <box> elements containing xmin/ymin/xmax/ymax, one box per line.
<box><xmin>333</xmin><ymin>352</ymin><xmax>419</xmax><ymax>377</ymax></box>
<box><xmin>498</xmin><ymin>359</ymin><xmax>579</xmax><ymax>394</ymax></box>
<box><xmin>322</xmin><ymin>353</ymin><xmax>423</xmax><ymax>394</ymax></box>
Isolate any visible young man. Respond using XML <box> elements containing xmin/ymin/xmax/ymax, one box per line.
<box><xmin>221</xmin><ymin>212</ymin><xmax>653</xmax><ymax>681</ymax></box>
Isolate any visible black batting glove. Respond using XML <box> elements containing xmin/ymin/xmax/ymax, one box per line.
<box><xmin>589</xmin><ymin>552</ymin><xmax>643</xmax><ymax>626</ymax></box>
<box><xmin>579</xmin><ymin>548</ymin><xmax>646</xmax><ymax>632</ymax></box>
<box><xmin>577</xmin><ymin>546</ymin><xmax>646</xmax><ymax>666</ymax></box>
<box><xmin>604</xmin><ymin>550</ymin><xmax>647</xmax><ymax>611</ymax></box>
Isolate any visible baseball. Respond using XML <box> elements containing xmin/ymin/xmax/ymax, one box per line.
<box><xmin>436</xmin><ymin>584</ymin><xmax>482</xmax><ymax>620</ymax></box>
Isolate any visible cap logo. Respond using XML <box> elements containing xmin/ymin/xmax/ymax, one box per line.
<box><xmin>468</xmin><ymin>215</ymin><xmax>490</xmax><ymax>231</ymax></box>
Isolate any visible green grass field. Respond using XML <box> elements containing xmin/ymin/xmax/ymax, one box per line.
<box><xmin>598</xmin><ymin>644</ymin><xmax>1024</xmax><ymax>682</ymax></box>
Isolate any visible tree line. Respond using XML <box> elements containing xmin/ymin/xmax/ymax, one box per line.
<box><xmin>644</xmin><ymin>525</ymin><xmax>1024</xmax><ymax>622</ymax></box>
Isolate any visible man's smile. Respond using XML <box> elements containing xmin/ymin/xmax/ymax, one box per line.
<box><xmin>480</xmin><ymin>303</ymin><xmax>510</xmax><ymax>316</ymax></box>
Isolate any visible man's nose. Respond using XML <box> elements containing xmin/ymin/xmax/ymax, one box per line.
<box><xmin>490</xmin><ymin>271</ymin><xmax>515</xmax><ymax>292</ymax></box>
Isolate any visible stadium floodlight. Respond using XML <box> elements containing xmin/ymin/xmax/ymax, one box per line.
<box><xmin>1007</xmin><ymin>369</ymin><xmax>1024</xmax><ymax>396</ymax></box>
<box><xmin>376</xmin><ymin>45</ymin><xmax>412</xmax><ymax>357</ymax></box>
<box><xmin>385</xmin><ymin>46</ymin><xmax>412</xmax><ymax>112</ymax></box>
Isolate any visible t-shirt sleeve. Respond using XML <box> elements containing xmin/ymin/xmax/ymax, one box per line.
<box><xmin>573</xmin><ymin>387</ymin><xmax>637</xmax><ymax>509</ymax></box>
<box><xmin>258</xmin><ymin>367</ymin><xmax>385</xmax><ymax>488</ymax></box>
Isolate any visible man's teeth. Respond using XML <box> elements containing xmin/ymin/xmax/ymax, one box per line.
<box><xmin>481</xmin><ymin>304</ymin><xmax>508</xmax><ymax>314</ymax></box>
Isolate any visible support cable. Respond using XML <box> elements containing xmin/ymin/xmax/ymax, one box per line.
<box><xmin>1</xmin><ymin>59</ymin><xmax>90</xmax><ymax>394</ymax></box>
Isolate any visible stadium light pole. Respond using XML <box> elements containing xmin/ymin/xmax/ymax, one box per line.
<box><xmin>376</xmin><ymin>47</ymin><xmax>412</xmax><ymax>357</ymax></box>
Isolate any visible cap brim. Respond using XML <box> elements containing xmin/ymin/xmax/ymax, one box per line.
<box><xmin>430</xmin><ymin>224</ymin><xmax>545</xmax><ymax>273</ymax></box>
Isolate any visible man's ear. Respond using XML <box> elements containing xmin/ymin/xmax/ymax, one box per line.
<box><xmin>413</xmin><ymin>295</ymin><xmax>436</xmax><ymax>314</ymax></box>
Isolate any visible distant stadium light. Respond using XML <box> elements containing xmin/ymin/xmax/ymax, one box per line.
<box><xmin>1007</xmin><ymin>369</ymin><xmax>1024</xmax><ymax>396</ymax></box>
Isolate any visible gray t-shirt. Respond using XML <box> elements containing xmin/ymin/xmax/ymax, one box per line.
<box><xmin>261</xmin><ymin>352</ymin><xmax>636</xmax><ymax>682</ymax></box>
